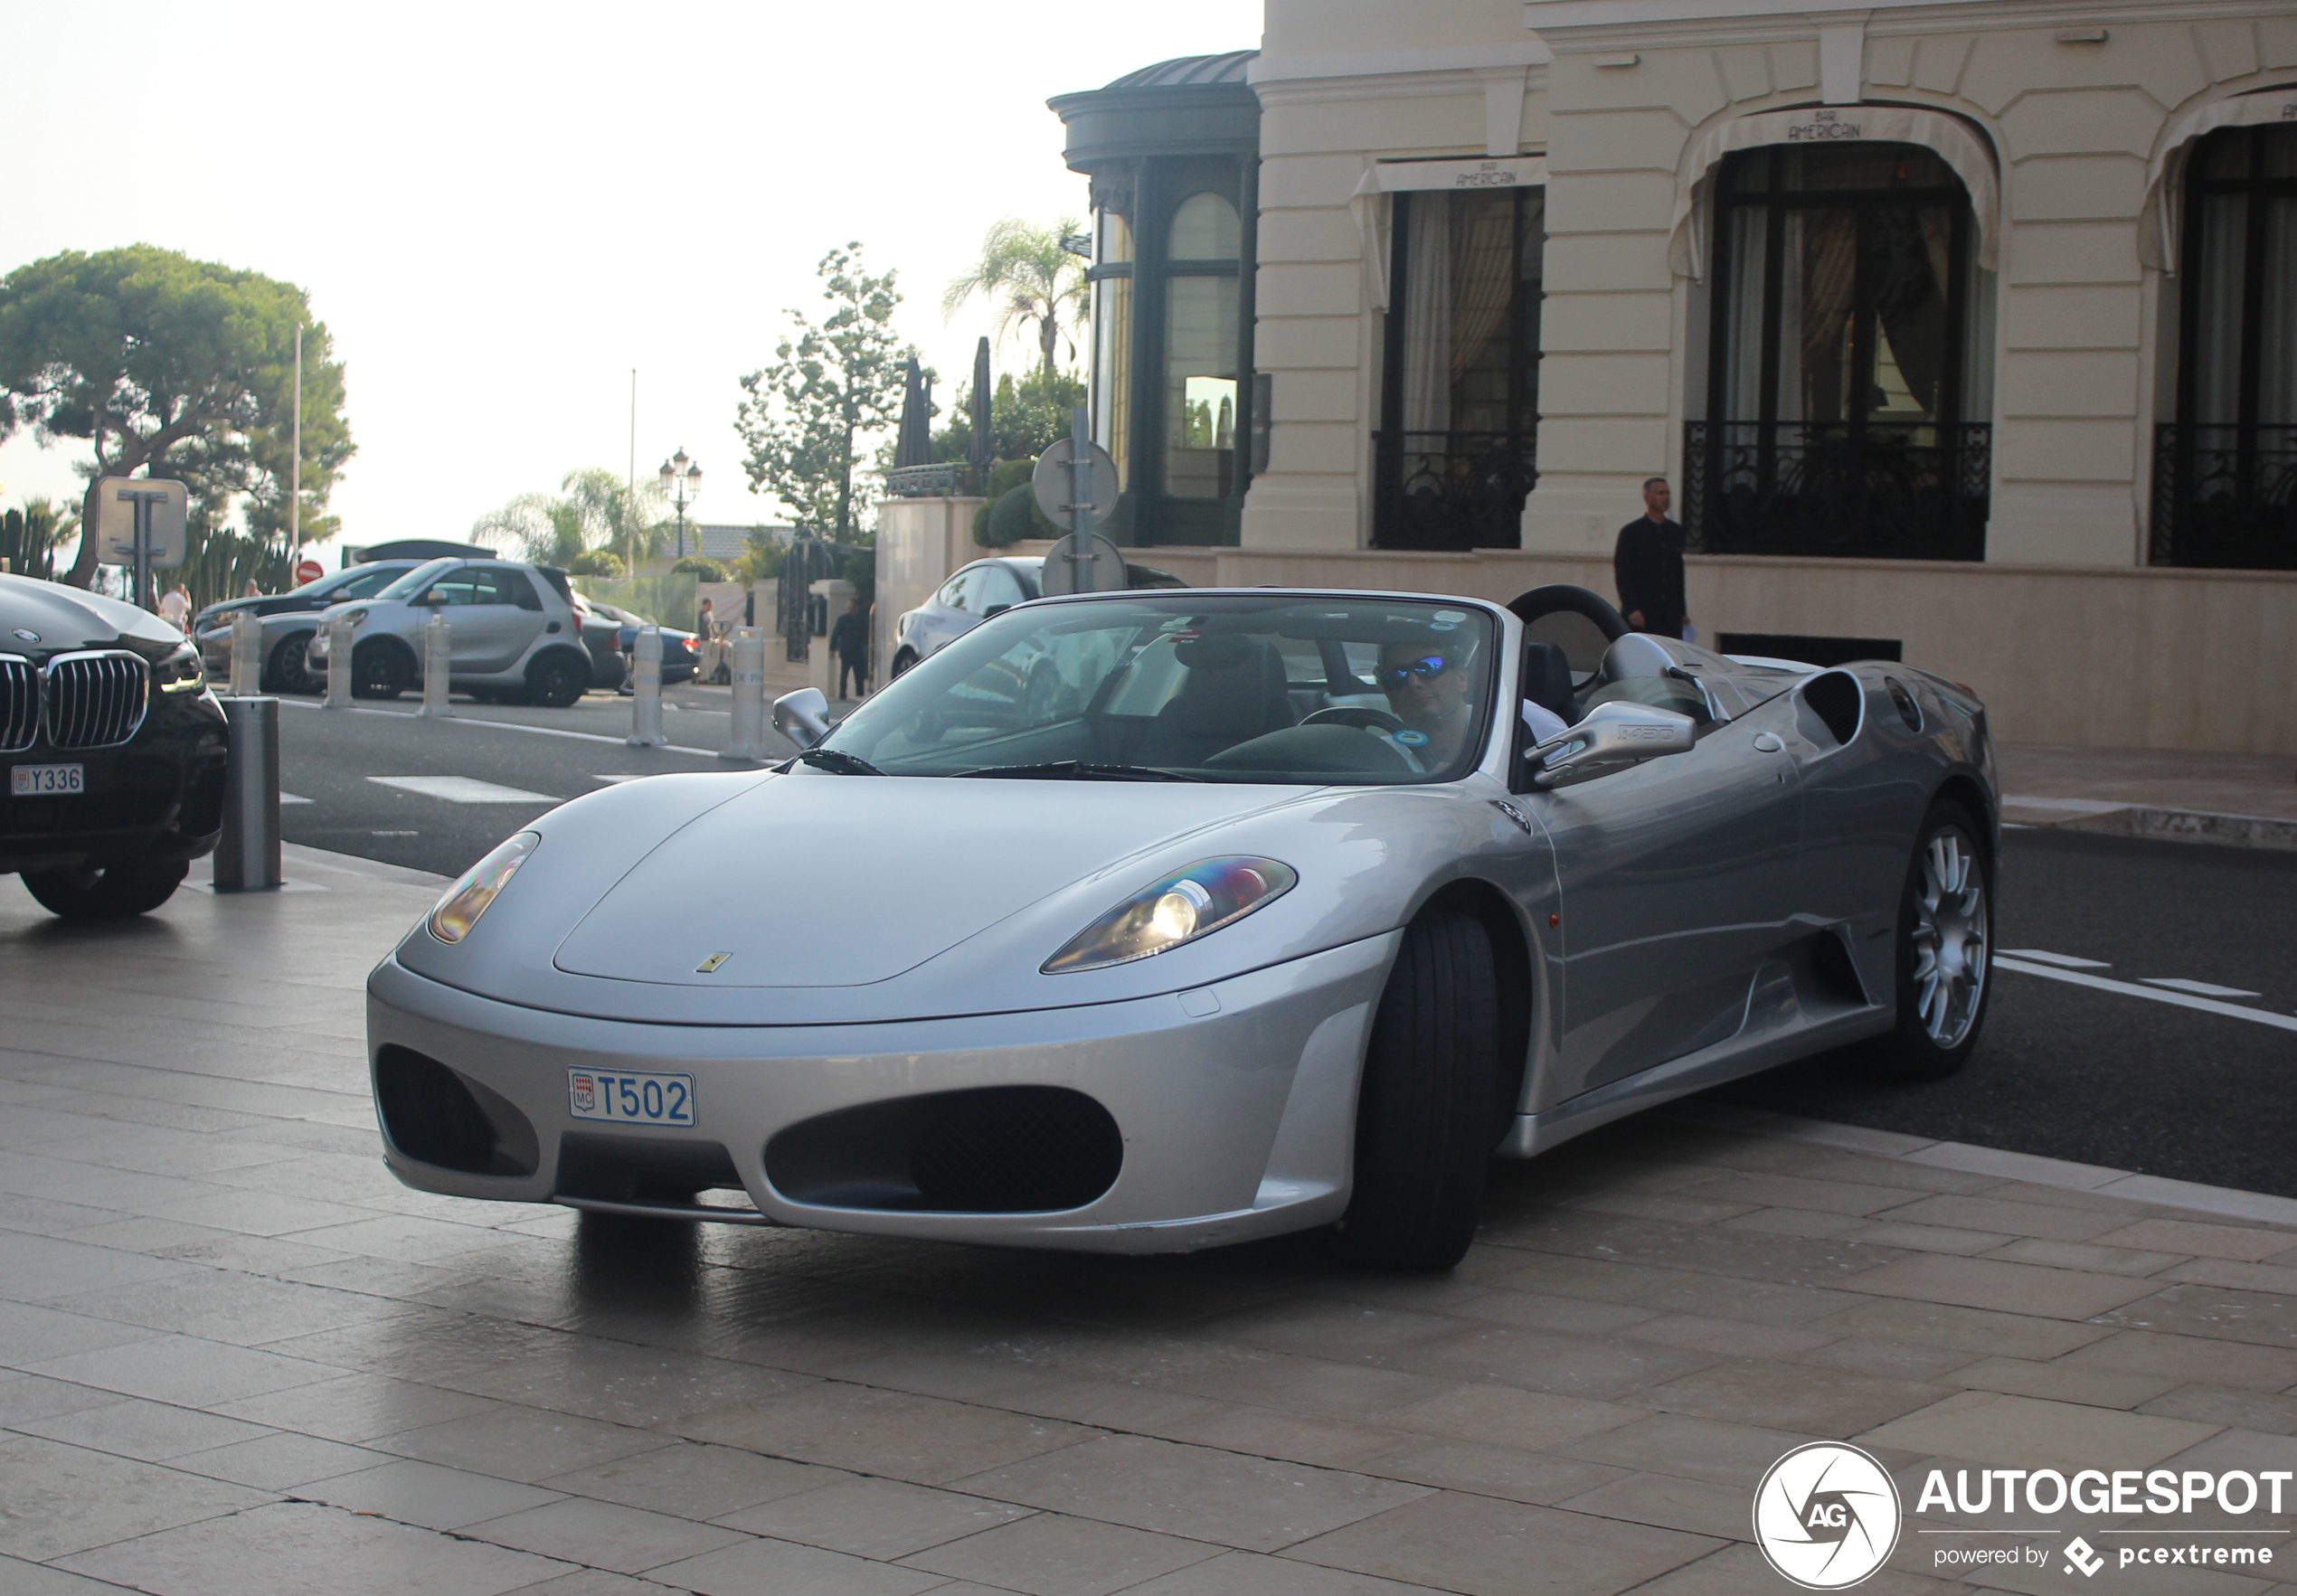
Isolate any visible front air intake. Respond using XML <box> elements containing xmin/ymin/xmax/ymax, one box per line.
<box><xmin>765</xmin><ymin>1087</ymin><xmax>1123</xmax><ymax>1214</ymax></box>
<box><xmin>373</xmin><ymin>1045</ymin><xmax>539</xmax><ymax>1176</ymax></box>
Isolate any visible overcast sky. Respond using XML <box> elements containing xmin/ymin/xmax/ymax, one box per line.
<box><xmin>0</xmin><ymin>0</ymin><xmax>1258</xmax><ymax>563</ymax></box>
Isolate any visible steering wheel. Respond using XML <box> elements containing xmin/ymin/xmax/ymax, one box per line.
<box><xmin>1301</xmin><ymin>706</ymin><xmax>1406</xmax><ymax>733</ymax></box>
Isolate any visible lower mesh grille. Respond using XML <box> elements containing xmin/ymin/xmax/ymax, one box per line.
<box><xmin>373</xmin><ymin>1046</ymin><xmax>539</xmax><ymax>1176</ymax></box>
<box><xmin>765</xmin><ymin>1087</ymin><xmax>1123</xmax><ymax>1214</ymax></box>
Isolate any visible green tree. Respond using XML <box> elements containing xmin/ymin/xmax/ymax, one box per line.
<box><xmin>0</xmin><ymin>497</ymin><xmax>74</xmax><ymax>581</ymax></box>
<box><xmin>942</xmin><ymin>219</ymin><xmax>1089</xmax><ymax>377</ymax></box>
<box><xmin>473</xmin><ymin>467</ymin><xmax>665</xmax><ymax>568</ymax></box>
<box><xmin>933</xmin><ymin>367</ymin><xmax>1089</xmax><ymax>466</ymax></box>
<box><xmin>737</xmin><ymin>245</ymin><xmax>912</xmax><ymax>541</ymax></box>
<box><xmin>0</xmin><ymin>245</ymin><xmax>353</xmax><ymax>590</ymax></box>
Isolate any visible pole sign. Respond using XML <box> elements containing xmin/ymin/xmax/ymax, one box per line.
<box><xmin>94</xmin><ymin>477</ymin><xmax>188</xmax><ymax>570</ymax></box>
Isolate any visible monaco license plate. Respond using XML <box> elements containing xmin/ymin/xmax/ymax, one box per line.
<box><xmin>11</xmin><ymin>764</ymin><xmax>84</xmax><ymax>797</ymax></box>
<box><xmin>567</xmin><ymin>1068</ymin><xmax>695</xmax><ymax>1127</ymax></box>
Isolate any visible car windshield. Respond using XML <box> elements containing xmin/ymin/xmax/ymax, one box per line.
<box><xmin>820</xmin><ymin>594</ymin><xmax>1498</xmax><ymax>783</ymax></box>
<box><xmin>375</xmin><ymin>558</ymin><xmax>459</xmax><ymax>600</ymax></box>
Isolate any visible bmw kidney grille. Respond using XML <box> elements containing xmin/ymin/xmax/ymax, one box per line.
<box><xmin>40</xmin><ymin>653</ymin><xmax>151</xmax><ymax>750</ymax></box>
<box><xmin>0</xmin><ymin>656</ymin><xmax>35</xmax><ymax>751</ymax></box>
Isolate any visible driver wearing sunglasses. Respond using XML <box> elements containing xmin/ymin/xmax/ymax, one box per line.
<box><xmin>1375</xmin><ymin>639</ymin><xmax>1478</xmax><ymax>770</ymax></box>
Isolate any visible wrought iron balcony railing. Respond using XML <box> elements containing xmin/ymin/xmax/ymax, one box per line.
<box><xmin>1684</xmin><ymin>420</ymin><xmax>1990</xmax><ymax>562</ymax></box>
<box><xmin>884</xmin><ymin>463</ymin><xmax>970</xmax><ymax>499</ymax></box>
<box><xmin>2150</xmin><ymin>423</ymin><xmax>2297</xmax><ymax>571</ymax></box>
<box><xmin>1371</xmin><ymin>430</ymin><xmax>1536</xmax><ymax>552</ymax></box>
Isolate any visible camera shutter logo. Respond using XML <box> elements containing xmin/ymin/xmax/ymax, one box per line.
<box><xmin>1753</xmin><ymin>1442</ymin><xmax>1903</xmax><ymax>1589</ymax></box>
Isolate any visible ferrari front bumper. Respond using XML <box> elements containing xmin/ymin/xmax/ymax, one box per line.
<box><xmin>365</xmin><ymin>931</ymin><xmax>1399</xmax><ymax>1253</ymax></box>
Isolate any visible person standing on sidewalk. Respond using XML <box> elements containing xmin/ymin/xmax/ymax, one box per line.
<box><xmin>828</xmin><ymin>598</ymin><xmax>869</xmax><ymax>700</ymax></box>
<box><xmin>1613</xmin><ymin>477</ymin><xmax>1690</xmax><ymax>640</ymax></box>
<box><xmin>157</xmin><ymin>581</ymin><xmax>191</xmax><ymax>633</ymax></box>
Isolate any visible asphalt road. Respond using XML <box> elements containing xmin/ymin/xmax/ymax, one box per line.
<box><xmin>274</xmin><ymin>702</ymin><xmax>2297</xmax><ymax>1198</ymax></box>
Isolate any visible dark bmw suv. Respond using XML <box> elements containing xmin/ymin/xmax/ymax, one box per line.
<box><xmin>2</xmin><ymin>574</ymin><xmax>230</xmax><ymax>919</ymax></box>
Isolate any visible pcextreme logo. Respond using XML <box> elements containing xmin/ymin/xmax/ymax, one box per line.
<box><xmin>1753</xmin><ymin>1442</ymin><xmax>1903</xmax><ymax>1590</ymax></box>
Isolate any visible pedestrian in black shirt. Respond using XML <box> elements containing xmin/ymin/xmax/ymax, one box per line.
<box><xmin>1614</xmin><ymin>477</ymin><xmax>1689</xmax><ymax>639</ymax></box>
<box><xmin>827</xmin><ymin>598</ymin><xmax>869</xmax><ymax>700</ymax></box>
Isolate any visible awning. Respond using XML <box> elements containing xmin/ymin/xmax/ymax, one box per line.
<box><xmin>1350</xmin><ymin>156</ymin><xmax>1550</xmax><ymax>309</ymax></box>
<box><xmin>1666</xmin><ymin>106</ymin><xmax>2000</xmax><ymax>280</ymax></box>
<box><xmin>2139</xmin><ymin>86</ymin><xmax>2297</xmax><ymax>273</ymax></box>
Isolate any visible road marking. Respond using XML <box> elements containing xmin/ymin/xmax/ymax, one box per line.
<box><xmin>366</xmin><ymin>776</ymin><xmax>559</xmax><ymax>804</ymax></box>
<box><xmin>277</xmin><ymin>695</ymin><xmax>735</xmax><ymax>760</ymax></box>
<box><xmin>2002</xmin><ymin>795</ymin><xmax>2130</xmax><ymax>815</ymax></box>
<box><xmin>2000</xmin><ymin>949</ymin><xmax>2110</xmax><ymax>969</ymax></box>
<box><xmin>279</xmin><ymin>792</ymin><xmax>313</xmax><ymax>805</ymax></box>
<box><xmin>1996</xmin><ymin>957</ymin><xmax>2297</xmax><ymax>1034</ymax></box>
<box><xmin>2141</xmin><ymin>977</ymin><xmax>2263</xmax><ymax>999</ymax></box>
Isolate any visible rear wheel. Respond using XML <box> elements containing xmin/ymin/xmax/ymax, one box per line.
<box><xmin>20</xmin><ymin>859</ymin><xmax>190</xmax><ymax>921</ymax></box>
<box><xmin>1847</xmin><ymin>801</ymin><xmax>1992</xmax><ymax>1081</ymax></box>
<box><xmin>891</xmin><ymin>647</ymin><xmax>919</xmax><ymax>679</ymax></box>
<box><xmin>1338</xmin><ymin>907</ymin><xmax>1500</xmax><ymax>1270</ymax></box>
<box><xmin>352</xmin><ymin>641</ymin><xmax>409</xmax><ymax>700</ymax></box>
<box><xmin>267</xmin><ymin>631</ymin><xmax>318</xmax><ymax>694</ymax></box>
<box><xmin>526</xmin><ymin>651</ymin><xmax>587</xmax><ymax>709</ymax></box>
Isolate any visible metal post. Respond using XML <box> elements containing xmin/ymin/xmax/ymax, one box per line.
<box><xmin>1069</xmin><ymin>405</ymin><xmax>1092</xmax><ymax>593</ymax></box>
<box><xmin>213</xmin><ymin>696</ymin><xmax>282</xmax><ymax>892</ymax></box>
<box><xmin>722</xmin><ymin>628</ymin><xmax>766</xmax><ymax>761</ymax></box>
<box><xmin>229</xmin><ymin>610</ymin><xmax>262</xmax><ymax>696</ymax></box>
<box><xmin>626</xmin><ymin>625</ymin><xmax>666</xmax><ymax>747</ymax></box>
<box><xmin>323</xmin><ymin>612</ymin><xmax>354</xmax><ymax>708</ymax></box>
<box><xmin>418</xmin><ymin>613</ymin><xmax>452</xmax><ymax>718</ymax></box>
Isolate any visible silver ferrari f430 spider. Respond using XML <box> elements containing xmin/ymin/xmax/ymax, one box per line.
<box><xmin>367</xmin><ymin>584</ymin><xmax>1997</xmax><ymax>1268</ymax></box>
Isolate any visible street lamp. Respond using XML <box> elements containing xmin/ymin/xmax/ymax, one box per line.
<box><xmin>658</xmin><ymin>449</ymin><xmax>702</xmax><ymax>560</ymax></box>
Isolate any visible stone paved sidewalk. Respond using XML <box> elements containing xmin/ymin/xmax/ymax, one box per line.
<box><xmin>3</xmin><ymin>854</ymin><xmax>2294</xmax><ymax>1596</ymax></box>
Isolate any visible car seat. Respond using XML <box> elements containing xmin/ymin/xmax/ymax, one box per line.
<box><xmin>1521</xmin><ymin>641</ymin><xmax>1580</xmax><ymax>728</ymax></box>
<box><xmin>1134</xmin><ymin>636</ymin><xmax>1294</xmax><ymax>767</ymax></box>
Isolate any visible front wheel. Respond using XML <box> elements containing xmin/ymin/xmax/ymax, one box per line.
<box><xmin>20</xmin><ymin>859</ymin><xmax>190</xmax><ymax>921</ymax></box>
<box><xmin>352</xmin><ymin>641</ymin><xmax>409</xmax><ymax>700</ymax></box>
<box><xmin>1338</xmin><ymin>907</ymin><xmax>1501</xmax><ymax>1270</ymax></box>
<box><xmin>1848</xmin><ymin>802</ymin><xmax>1992</xmax><ymax>1081</ymax></box>
<box><xmin>890</xmin><ymin>647</ymin><xmax>919</xmax><ymax>680</ymax></box>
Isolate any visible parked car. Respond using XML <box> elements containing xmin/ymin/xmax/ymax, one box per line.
<box><xmin>2</xmin><ymin>572</ymin><xmax>230</xmax><ymax>919</ymax></box>
<box><xmin>889</xmin><ymin>555</ymin><xmax>1184</xmax><ymax>678</ymax></box>
<box><xmin>575</xmin><ymin>597</ymin><xmax>697</xmax><ymax>687</ymax></box>
<box><xmin>193</xmin><ymin>560</ymin><xmax>425</xmax><ymax>694</ymax></box>
<box><xmin>567</xmin><ymin>595</ymin><xmax>629</xmax><ymax>694</ymax></box>
<box><xmin>307</xmin><ymin>558</ymin><xmax>594</xmax><ymax>708</ymax></box>
<box><xmin>366</xmin><ymin>583</ymin><xmax>1997</xmax><ymax>1270</ymax></box>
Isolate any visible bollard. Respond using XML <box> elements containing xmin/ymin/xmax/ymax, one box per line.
<box><xmin>213</xmin><ymin>696</ymin><xmax>283</xmax><ymax>891</ymax></box>
<box><xmin>229</xmin><ymin>610</ymin><xmax>262</xmax><ymax>696</ymax></box>
<box><xmin>323</xmin><ymin>613</ymin><xmax>354</xmax><ymax>708</ymax></box>
<box><xmin>626</xmin><ymin>625</ymin><xmax>666</xmax><ymax>747</ymax></box>
<box><xmin>418</xmin><ymin>614</ymin><xmax>452</xmax><ymax>718</ymax></box>
<box><xmin>722</xmin><ymin>628</ymin><xmax>767</xmax><ymax>761</ymax></box>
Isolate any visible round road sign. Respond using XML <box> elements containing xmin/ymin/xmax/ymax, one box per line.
<box><xmin>295</xmin><ymin>559</ymin><xmax>324</xmax><ymax>586</ymax></box>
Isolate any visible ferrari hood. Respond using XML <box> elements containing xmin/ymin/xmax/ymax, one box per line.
<box><xmin>550</xmin><ymin>773</ymin><xmax>1307</xmax><ymax>988</ymax></box>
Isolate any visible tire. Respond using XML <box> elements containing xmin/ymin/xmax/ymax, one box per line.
<box><xmin>267</xmin><ymin>631</ymin><xmax>317</xmax><ymax>694</ymax></box>
<box><xmin>20</xmin><ymin>859</ymin><xmax>190</xmax><ymax>921</ymax></box>
<box><xmin>1338</xmin><ymin>907</ymin><xmax>1501</xmax><ymax>1270</ymax></box>
<box><xmin>526</xmin><ymin>651</ymin><xmax>588</xmax><ymax>709</ymax></box>
<box><xmin>1846</xmin><ymin>800</ymin><xmax>1992</xmax><ymax>1081</ymax></box>
<box><xmin>352</xmin><ymin>640</ymin><xmax>410</xmax><ymax>700</ymax></box>
<box><xmin>891</xmin><ymin>647</ymin><xmax>919</xmax><ymax>679</ymax></box>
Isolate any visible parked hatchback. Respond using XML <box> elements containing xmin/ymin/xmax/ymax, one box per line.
<box><xmin>307</xmin><ymin>558</ymin><xmax>595</xmax><ymax>707</ymax></box>
<box><xmin>192</xmin><ymin>560</ymin><xmax>423</xmax><ymax>693</ymax></box>
<box><xmin>889</xmin><ymin>555</ymin><xmax>1185</xmax><ymax>677</ymax></box>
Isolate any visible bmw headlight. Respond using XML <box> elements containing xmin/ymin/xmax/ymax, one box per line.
<box><xmin>156</xmin><ymin>642</ymin><xmax>207</xmax><ymax>694</ymax></box>
<box><xmin>428</xmin><ymin>832</ymin><xmax>539</xmax><ymax>943</ymax></box>
<box><xmin>1044</xmin><ymin>856</ymin><xmax>1297</xmax><ymax>974</ymax></box>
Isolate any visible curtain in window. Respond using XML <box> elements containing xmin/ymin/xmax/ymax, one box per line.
<box><xmin>1400</xmin><ymin>194</ymin><xmax>1453</xmax><ymax>434</ymax></box>
<box><xmin>2192</xmin><ymin>194</ymin><xmax>2247</xmax><ymax>426</ymax></box>
<box><xmin>1781</xmin><ymin>210</ymin><xmax>1858</xmax><ymax>421</ymax></box>
<box><xmin>2264</xmin><ymin>192</ymin><xmax>2295</xmax><ymax>427</ymax></box>
<box><xmin>1449</xmin><ymin>194</ymin><xmax>1517</xmax><ymax>388</ymax></box>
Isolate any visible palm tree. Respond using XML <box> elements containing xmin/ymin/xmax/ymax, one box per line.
<box><xmin>471</xmin><ymin>467</ymin><xmax>665</xmax><ymax>568</ymax></box>
<box><xmin>942</xmin><ymin>218</ymin><xmax>1090</xmax><ymax>376</ymax></box>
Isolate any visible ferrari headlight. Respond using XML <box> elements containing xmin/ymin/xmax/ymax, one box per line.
<box><xmin>156</xmin><ymin>643</ymin><xmax>206</xmax><ymax>694</ymax></box>
<box><xmin>1044</xmin><ymin>856</ymin><xmax>1297</xmax><ymax>974</ymax></box>
<box><xmin>427</xmin><ymin>831</ymin><xmax>539</xmax><ymax>944</ymax></box>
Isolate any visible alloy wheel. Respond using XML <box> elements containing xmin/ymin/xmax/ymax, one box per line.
<box><xmin>1909</xmin><ymin>825</ymin><xmax>1988</xmax><ymax>1049</ymax></box>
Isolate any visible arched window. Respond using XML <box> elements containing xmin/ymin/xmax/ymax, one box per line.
<box><xmin>1690</xmin><ymin>141</ymin><xmax>1992</xmax><ymax>561</ymax></box>
<box><xmin>2156</xmin><ymin>122</ymin><xmax>2297</xmax><ymax>570</ymax></box>
<box><xmin>1162</xmin><ymin>189</ymin><xmax>1243</xmax><ymax>506</ymax></box>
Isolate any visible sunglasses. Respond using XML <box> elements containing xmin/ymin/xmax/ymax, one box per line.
<box><xmin>1376</xmin><ymin>656</ymin><xmax>1452</xmax><ymax>688</ymax></box>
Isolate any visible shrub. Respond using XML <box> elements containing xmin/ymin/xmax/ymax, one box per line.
<box><xmin>567</xmin><ymin>549</ymin><xmax>627</xmax><ymax>580</ymax></box>
<box><xmin>670</xmin><ymin>556</ymin><xmax>731</xmax><ymax>581</ymax></box>
<box><xmin>972</xmin><ymin>461</ymin><xmax>1063</xmax><ymax>547</ymax></box>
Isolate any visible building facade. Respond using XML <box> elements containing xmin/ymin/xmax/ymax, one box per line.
<box><xmin>1035</xmin><ymin>0</ymin><xmax>2296</xmax><ymax>752</ymax></box>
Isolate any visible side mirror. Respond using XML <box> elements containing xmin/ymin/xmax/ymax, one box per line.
<box><xmin>410</xmin><ymin>591</ymin><xmax>442</xmax><ymax>607</ymax></box>
<box><xmin>982</xmin><ymin>604</ymin><xmax>1011</xmax><ymax>619</ymax></box>
<box><xmin>772</xmin><ymin>686</ymin><xmax>831</xmax><ymax>750</ymax></box>
<box><xmin>1530</xmin><ymin>701</ymin><xmax>1697</xmax><ymax>787</ymax></box>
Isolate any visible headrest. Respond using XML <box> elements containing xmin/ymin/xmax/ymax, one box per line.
<box><xmin>1174</xmin><ymin>634</ymin><xmax>1252</xmax><ymax>671</ymax></box>
<box><xmin>1521</xmin><ymin>641</ymin><xmax>1577</xmax><ymax>722</ymax></box>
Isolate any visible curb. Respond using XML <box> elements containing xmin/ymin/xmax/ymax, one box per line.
<box><xmin>2002</xmin><ymin>795</ymin><xmax>2297</xmax><ymax>853</ymax></box>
